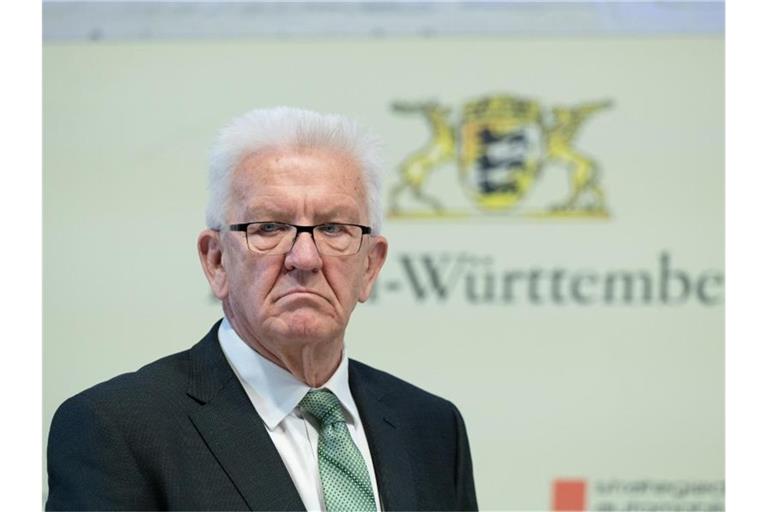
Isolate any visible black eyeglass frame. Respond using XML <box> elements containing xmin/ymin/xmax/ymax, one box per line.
<box><xmin>228</xmin><ymin>221</ymin><xmax>373</xmax><ymax>255</ymax></box>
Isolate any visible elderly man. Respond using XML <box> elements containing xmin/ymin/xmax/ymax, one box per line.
<box><xmin>46</xmin><ymin>107</ymin><xmax>478</xmax><ymax>511</ymax></box>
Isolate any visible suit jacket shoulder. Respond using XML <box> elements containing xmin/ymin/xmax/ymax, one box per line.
<box><xmin>46</xmin><ymin>322</ymin><xmax>299</xmax><ymax>511</ymax></box>
<box><xmin>349</xmin><ymin>360</ymin><xmax>478</xmax><ymax>511</ymax></box>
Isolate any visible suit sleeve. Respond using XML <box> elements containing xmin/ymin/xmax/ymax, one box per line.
<box><xmin>451</xmin><ymin>403</ymin><xmax>478</xmax><ymax>511</ymax></box>
<box><xmin>46</xmin><ymin>394</ymin><xmax>160</xmax><ymax>511</ymax></box>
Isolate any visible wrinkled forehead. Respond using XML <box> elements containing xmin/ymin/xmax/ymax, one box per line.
<box><xmin>227</xmin><ymin>146</ymin><xmax>368</xmax><ymax>221</ymax></box>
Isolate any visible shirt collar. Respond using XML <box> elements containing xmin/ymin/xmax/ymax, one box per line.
<box><xmin>218</xmin><ymin>316</ymin><xmax>360</xmax><ymax>431</ymax></box>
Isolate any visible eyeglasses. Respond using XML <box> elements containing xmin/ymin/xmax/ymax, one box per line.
<box><xmin>228</xmin><ymin>221</ymin><xmax>372</xmax><ymax>256</ymax></box>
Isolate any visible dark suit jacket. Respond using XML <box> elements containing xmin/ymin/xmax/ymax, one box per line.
<box><xmin>46</xmin><ymin>322</ymin><xmax>478</xmax><ymax>511</ymax></box>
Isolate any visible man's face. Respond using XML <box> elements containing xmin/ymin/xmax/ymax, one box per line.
<box><xmin>201</xmin><ymin>146</ymin><xmax>387</xmax><ymax>357</ymax></box>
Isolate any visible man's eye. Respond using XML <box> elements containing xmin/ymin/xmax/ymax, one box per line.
<box><xmin>318</xmin><ymin>224</ymin><xmax>344</xmax><ymax>235</ymax></box>
<box><xmin>254</xmin><ymin>223</ymin><xmax>288</xmax><ymax>235</ymax></box>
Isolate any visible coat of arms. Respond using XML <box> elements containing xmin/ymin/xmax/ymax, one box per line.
<box><xmin>389</xmin><ymin>94</ymin><xmax>612</xmax><ymax>219</ymax></box>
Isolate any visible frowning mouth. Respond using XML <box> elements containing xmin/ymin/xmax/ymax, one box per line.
<box><xmin>275</xmin><ymin>289</ymin><xmax>331</xmax><ymax>304</ymax></box>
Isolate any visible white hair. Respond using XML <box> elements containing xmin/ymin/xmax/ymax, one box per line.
<box><xmin>206</xmin><ymin>106</ymin><xmax>384</xmax><ymax>234</ymax></box>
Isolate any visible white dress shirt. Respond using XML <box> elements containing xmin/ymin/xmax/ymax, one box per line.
<box><xmin>218</xmin><ymin>317</ymin><xmax>382</xmax><ymax>512</ymax></box>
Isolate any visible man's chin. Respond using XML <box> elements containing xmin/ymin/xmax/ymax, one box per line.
<box><xmin>269</xmin><ymin>310</ymin><xmax>341</xmax><ymax>343</ymax></box>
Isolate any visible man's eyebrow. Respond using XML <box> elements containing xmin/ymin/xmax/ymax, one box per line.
<box><xmin>242</xmin><ymin>204</ymin><xmax>362</xmax><ymax>223</ymax></box>
<box><xmin>315</xmin><ymin>206</ymin><xmax>361</xmax><ymax>222</ymax></box>
<box><xmin>241</xmin><ymin>200</ymin><xmax>294</xmax><ymax>219</ymax></box>
<box><xmin>242</xmin><ymin>205</ymin><xmax>289</xmax><ymax>219</ymax></box>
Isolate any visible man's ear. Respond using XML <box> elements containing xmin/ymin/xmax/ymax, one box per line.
<box><xmin>198</xmin><ymin>229</ymin><xmax>228</xmax><ymax>300</ymax></box>
<box><xmin>358</xmin><ymin>235</ymin><xmax>388</xmax><ymax>303</ymax></box>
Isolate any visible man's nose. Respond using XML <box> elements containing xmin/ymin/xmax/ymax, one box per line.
<box><xmin>284</xmin><ymin>231</ymin><xmax>323</xmax><ymax>271</ymax></box>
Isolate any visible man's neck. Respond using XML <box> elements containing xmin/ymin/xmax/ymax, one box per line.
<box><xmin>225</xmin><ymin>314</ymin><xmax>343</xmax><ymax>388</ymax></box>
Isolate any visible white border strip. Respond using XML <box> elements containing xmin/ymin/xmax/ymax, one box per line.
<box><xmin>43</xmin><ymin>1</ymin><xmax>724</xmax><ymax>42</ymax></box>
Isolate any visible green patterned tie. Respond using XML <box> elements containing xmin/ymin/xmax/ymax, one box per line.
<box><xmin>299</xmin><ymin>389</ymin><xmax>377</xmax><ymax>512</ymax></box>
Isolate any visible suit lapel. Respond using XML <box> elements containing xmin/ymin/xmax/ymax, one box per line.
<box><xmin>186</xmin><ymin>324</ymin><xmax>306</xmax><ymax>511</ymax></box>
<box><xmin>349</xmin><ymin>362</ymin><xmax>418</xmax><ymax>511</ymax></box>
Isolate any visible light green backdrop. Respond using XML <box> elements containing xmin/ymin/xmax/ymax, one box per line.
<box><xmin>44</xmin><ymin>36</ymin><xmax>723</xmax><ymax>509</ymax></box>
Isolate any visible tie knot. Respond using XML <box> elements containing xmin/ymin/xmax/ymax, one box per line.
<box><xmin>299</xmin><ymin>389</ymin><xmax>346</xmax><ymax>427</ymax></box>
